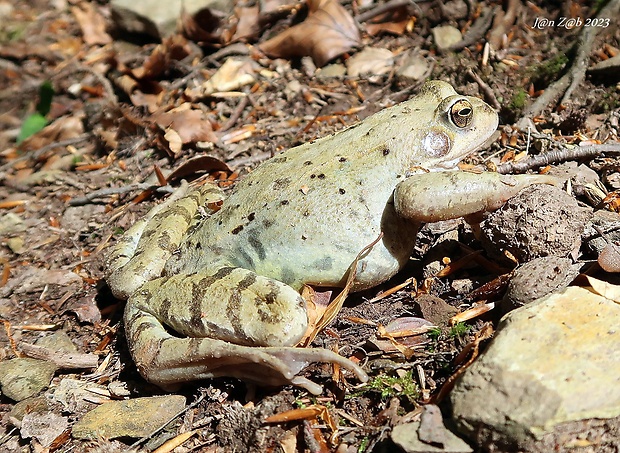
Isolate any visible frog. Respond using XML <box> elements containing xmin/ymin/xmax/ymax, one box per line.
<box><xmin>105</xmin><ymin>80</ymin><xmax>555</xmax><ymax>395</ymax></box>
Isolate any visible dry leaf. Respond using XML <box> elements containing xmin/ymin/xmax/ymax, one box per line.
<box><xmin>381</xmin><ymin>317</ymin><xmax>434</xmax><ymax>338</ymax></box>
<box><xmin>585</xmin><ymin>275</ymin><xmax>620</xmax><ymax>303</ymax></box>
<box><xmin>231</xmin><ymin>6</ymin><xmax>261</xmax><ymax>42</ymax></box>
<box><xmin>365</xmin><ymin>6</ymin><xmax>412</xmax><ymax>36</ymax></box>
<box><xmin>131</xmin><ymin>35</ymin><xmax>191</xmax><ymax>80</ymax></box>
<box><xmin>71</xmin><ymin>3</ymin><xmax>112</xmax><ymax>46</ymax></box>
<box><xmin>180</xmin><ymin>7</ymin><xmax>224</xmax><ymax>45</ymax></box>
<box><xmin>301</xmin><ymin>233</ymin><xmax>382</xmax><ymax>346</ymax></box>
<box><xmin>259</xmin><ymin>0</ymin><xmax>360</xmax><ymax>67</ymax></box>
<box><xmin>20</xmin><ymin>116</ymin><xmax>84</xmax><ymax>151</ymax></box>
<box><xmin>166</xmin><ymin>156</ymin><xmax>232</xmax><ymax>183</ymax></box>
<box><xmin>164</xmin><ymin>128</ymin><xmax>183</xmax><ymax>155</ymax></box>
<box><xmin>187</xmin><ymin>59</ymin><xmax>256</xmax><ymax>98</ymax></box>
<box><xmin>151</xmin><ymin>104</ymin><xmax>218</xmax><ymax>147</ymax></box>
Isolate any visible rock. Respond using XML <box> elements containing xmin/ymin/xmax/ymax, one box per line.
<box><xmin>431</xmin><ymin>26</ymin><xmax>462</xmax><ymax>50</ymax></box>
<box><xmin>451</xmin><ymin>286</ymin><xmax>620</xmax><ymax>452</ymax></box>
<box><xmin>416</xmin><ymin>294</ymin><xmax>458</xmax><ymax>327</ymax></box>
<box><xmin>61</xmin><ymin>205</ymin><xmax>105</xmax><ymax>234</ymax></box>
<box><xmin>0</xmin><ymin>212</ymin><xmax>25</xmax><ymax>235</ymax></box>
<box><xmin>392</xmin><ymin>405</ymin><xmax>473</xmax><ymax>452</ymax></box>
<box><xmin>6</xmin><ymin>236</ymin><xmax>24</xmax><ymax>254</ymax></box>
<box><xmin>480</xmin><ymin>184</ymin><xmax>591</xmax><ymax>264</ymax></box>
<box><xmin>35</xmin><ymin>330</ymin><xmax>78</xmax><ymax>353</ymax></box>
<box><xmin>396</xmin><ymin>53</ymin><xmax>431</xmax><ymax>82</ymax></box>
<box><xmin>20</xmin><ymin>412</ymin><xmax>69</xmax><ymax>448</ymax></box>
<box><xmin>316</xmin><ymin>63</ymin><xmax>347</xmax><ymax>78</ymax></box>
<box><xmin>0</xmin><ymin>358</ymin><xmax>57</xmax><ymax>401</ymax></box>
<box><xmin>72</xmin><ymin>395</ymin><xmax>187</xmax><ymax>440</ymax></box>
<box><xmin>346</xmin><ymin>47</ymin><xmax>394</xmax><ymax>77</ymax></box>
<box><xmin>9</xmin><ymin>396</ymin><xmax>50</xmax><ymax>425</ymax></box>
<box><xmin>500</xmin><ymin>256</ymin><xmax>580</xmax><ymax>313</ymax></box>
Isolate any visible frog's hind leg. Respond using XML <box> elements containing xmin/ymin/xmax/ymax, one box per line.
<box><xmin>105</xmin><ymin>183</ymin><xmax>224</xmax><ymax>299</ymax></box>
<box><xmin>123</xmin><ymin>267</ymin><xmax>368</xmax><ymax>394</ymax></box>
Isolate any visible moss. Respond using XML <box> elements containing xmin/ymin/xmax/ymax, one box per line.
<box><xmin>353</xmin><ymin>369</ymin><xmax>419</xmax><ymax>404</ymax></box>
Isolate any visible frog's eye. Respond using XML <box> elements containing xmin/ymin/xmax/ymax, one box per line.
<box><xmin>450</xmin><ymin>99</ymin><xmax>473</xmax><ymax>128</ymax></box>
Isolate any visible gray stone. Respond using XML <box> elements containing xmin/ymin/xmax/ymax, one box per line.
<box><xmin>431</xmin><ymin>26</ymin><xmax>462</xmax><ymax>50</ymax></box>
<box><xmin>0</xmin><ymin>358</ymin><xmax>57</xmax><ymax>401</ymax></box>
<box><xmin>392</xmin><ymin>420</ymin><xmax>473</xmax><ymax>452</ymax></box>
<box><xmin>72</xmin><ymin>395</ymin><xmax>186</xmax><ymax>440</ymax></box>
<box><xmin>451</xmin><ymin>286</ymin><xmax>620</xmax><ymax>451</ymax></box>
<box><xmin>35</xmin><ymin>331</ymin><xmax>78</xmax><ymax>354</ymax></box>
<box><xmin>396</xmin><ymin>53</ymin><xmax>430</xmax><ymax>82</ymax></box>
<box><xmin>20</xmin><ymin>412</ymin><xmax>69</xmax><ymax>448</ymax></box>
<box><xmin>316</xmin><ymin>63</ymin><xmax>347</xmax><ymax>79</ymax></box>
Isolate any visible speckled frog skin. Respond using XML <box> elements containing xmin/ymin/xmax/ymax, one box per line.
<box><xmin>106</xmin><ymin>80</ymin><xmax>554</xmax><ymax>394</ymax></box>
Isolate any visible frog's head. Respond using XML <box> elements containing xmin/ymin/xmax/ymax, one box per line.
<box><xmin>409</xmin><ymin>80</ymin><xmax>499</xmax><ymax>171</ymax></box>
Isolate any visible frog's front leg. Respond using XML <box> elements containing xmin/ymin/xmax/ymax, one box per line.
<box><xmin>393</xmin><ymin>171</ymin><xmax>559</xmax><ymax>222</ymax></box>
<box><xmin>124</xmin><ymin>267</ymin><xmax>368</xmax><ymax>395</ymax></box>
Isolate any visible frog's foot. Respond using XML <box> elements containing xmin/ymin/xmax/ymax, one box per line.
<box><xmin>125</xmin><ymin>302</ymin><xmax>368</xmax><ymax>395</ymax></box>
<box><xmin>105</xmin><ymin>183</ymin><xmax>224</xmax><ymax>299</ymax></box>
<box><xmin>394</xmin><ymin>171</ymin><xmax>560</xmax><ymax>222</ymax></box>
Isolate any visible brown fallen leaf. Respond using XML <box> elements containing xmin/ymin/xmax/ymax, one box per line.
<box><xmin>259</xmin><ymin>0</ymin><xmax>360</xmax><ymax>67</ymax></box>
<box><xmin>180</xmin><ymin>7</ymin><xmax>224</xmax><ymax>45</ymax></box>
<box><xmin>166</xmin><ymin>155</ymin><xmax>232</xmax><ymax>183</ymax></box>
<box><xmin>71</xmin><ymin>3</ymin><xmax>112</xmax><ymax>46</ymax></box>
<box><xmin>365</xmin><ymin>5</ymin><xmax>412</xmax><ymax>36</ymax></box>
<box><xmin>231</xmin><ymin>6</ymin><xmax>261</xmax><ymax>42</ymax></box>
<box><xmin>150</xmin><ymin>103</ymin><xmax>218</xmax><ymax>153</ymax></box>
<box><xmin>130</xmin><ymin>35</ymin><xmax>191</xmax><ymax>80</ymax></box>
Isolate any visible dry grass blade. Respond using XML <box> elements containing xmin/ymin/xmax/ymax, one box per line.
<box><xmin>301</xmin><ymin>233</ymin><xmax>383</xmax><ymax>346</ymax></box>
<box><xmin>260</xmin><ymin>0</ymin><xmax>360</xmax><ymax>67</ymax></box>
<box><xmin>151</xmin><ymin>431</ymin><xmax>196</xmax><ymax>453</ymax></box>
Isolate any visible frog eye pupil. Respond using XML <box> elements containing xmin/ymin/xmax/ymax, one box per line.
<box><xmin>451</xmin><ymin>100</ymin><xmax>473</xmax><ymax>128</ymax></box>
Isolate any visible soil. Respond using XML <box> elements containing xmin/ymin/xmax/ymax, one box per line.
<box><xmin>1</xmin><ymin>0</ymin><xmax>619</xmax><ymax>452</ymax></box>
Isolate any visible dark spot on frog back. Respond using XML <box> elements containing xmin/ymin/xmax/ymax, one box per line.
<box><xmin>247</xmin><ymin>230</ymin><xmax>266</xmax><ymax>260</ymax></box>
<box><xmin>313</xmin><ymin>255</ymin><xmax>333</xmax><ymax>271</ymax></box>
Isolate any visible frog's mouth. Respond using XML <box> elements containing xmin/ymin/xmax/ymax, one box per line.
<box><xmin>435</xmin><ymin>157</ymin><xmax>462</xmax><ymax>170</ymax></box>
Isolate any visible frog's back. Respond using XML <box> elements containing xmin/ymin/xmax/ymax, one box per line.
<box><xmin>171</xmin><ymin>116</ymin><xmax>420</xmax><ymax>290</ymax></box>
<box><xmin>168</xmin><ymin>80</ymin><xmax>499</xmax><ymax>290</ymax></box>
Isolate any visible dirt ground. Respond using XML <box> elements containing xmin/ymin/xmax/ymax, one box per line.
<box><xmin>1</xmin><ymin>0</ymin><xmax>619</xmax><ymax>452</ymax></box>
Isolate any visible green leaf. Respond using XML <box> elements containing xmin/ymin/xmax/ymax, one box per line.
<box><xmin>17</xmin><ymin>81</ymin><xmax>54</xmax><ymax>144</ymax></box>
<box><xmin>17</xmin><ymin>113</ymin><xmax>47</xmax><ymax>144</ymax></box>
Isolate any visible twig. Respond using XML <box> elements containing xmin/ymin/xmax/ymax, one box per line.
<box><xmin>355</xmin><ymin>0</ymin><xmax>422</xmax><ymax>23</ymax></box>
<box><xmin>68</xmin><ymin>183</ymin><xmax>175</xmax><ymax>206</ymax></box>
<box><xmin>219</xmin><ymin>96</ymin><xmax>249</xmax><ymax>132</ymax></box>
<box><xmin>0</xmin><ymin>133</ymin><xmax>93</xmax><ymax>172</ymax></box>
<box><xmin>19</xmin><ymin>343</ymin><xmax>99</xmax><ymax>369</ymax></box>
<box><xmin>517</xmin><ymin>0</ymin><xmax>620</xmax><ymax>129</ymax></box>
<box><xmin>52</xmin><ymin>64</ymin><xmax>118</xmax><ymax>105</ymax></box>
<box><xmin>447</xmin><ymin>6</ymin><xmax>497</xmax><ymax>52</ymax></box>
<box><xmin>495</xmin><ymin>143</ymin><xmax>620</xmax><ymax>174</ymax></box>
<box><xmin>466</xmin><ymin>69</ymin><xmax>500</xmax><ymax>110</ymax></box>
